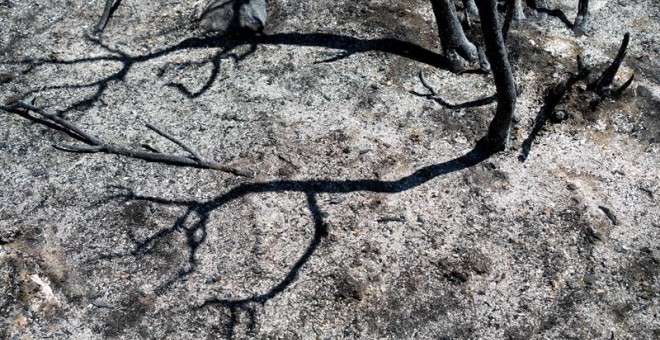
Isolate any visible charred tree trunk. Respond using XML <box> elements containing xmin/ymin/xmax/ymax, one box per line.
<box><xmin>464</xmin><ymin>0</ymin><xmax>479</xmax><ymax>16</ymax></box>
<box><xmin>503</xmin><ymin>0</ymin><xmax>527</xmax><ymax>39</ymax></box>
<box><xmin>511</xmin><ymin>0</ymin><xmax>526</xmax><ymax>21</ymax></box>
<box><xmin>573</xmin><ymin>0</ymin><xmax>589</xmax><ymax>36</ymax></box>
<box><xmin>475</xmin><ymin>0</ymin><xmax>517</xmax><ymax>151</ymax></box>
<box><xmin>430</xmin><ymin>0</ymin><xmax>479</xmax><ymax>70</ymax></box>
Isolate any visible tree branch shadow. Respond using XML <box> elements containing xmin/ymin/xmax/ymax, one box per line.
<box><xmin>411</xmin><ymin>91</ymin><xmax>496</xmax><ymax>110</ymax></box>
<box><xmin>535</xmin><ymin>7</ymin><xmax>574</xmax><ymax>30</ymax></box>
<box><xmin>518</xmin><ymin>101</ymin><xmax>550</xmax><ymax>162</ymax></box>
<box><xmin>4</xmin><ymin>32</ymin><xmax>452</xmax><ymax>113</ymax></box>
<box><xmin>94</xmin><ymin>142</ymin><xmax>493</xmax><ymax>338</ymax></box>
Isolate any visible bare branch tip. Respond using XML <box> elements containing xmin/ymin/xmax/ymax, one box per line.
<box><xmin>418</xmin><ymin>70</ymin><xmax>438</xmax><ymax>96</ymax></box>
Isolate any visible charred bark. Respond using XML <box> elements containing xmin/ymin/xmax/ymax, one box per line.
<box><xmin>573</xmin><ymin>0</ymin><xmax>589</xmax><ymax>36</ymax></box>
<box><xmin>511</xmin><ymin>0</ymin><xmax>526</xmax><ymax>21</ymax></box>
<box><xmin>464</xmin><ymin>0</ymin><xmax>479</xmax><ymax>16</ymax></box>
<box><xmin>96</xmin><ymin>0</ymin><xmax>118</xmax><ymax>32</ymax></box>
<box><xmin>588</xmin><ymin>33</ymin><xmax>629</xmax><ymax>95</ymax></box>
<box><xmin>475</xmin><ymin>0</ymin><xmax>517</xmax><ymax>151</ymax></box>
<box><xmin>430</xmin><ymin>0</ymin><xmax>479</xmax><ymax>70</ymax></box>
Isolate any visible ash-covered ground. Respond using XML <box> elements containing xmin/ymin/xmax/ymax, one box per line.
<box><xmin>0</xmin><ymin>0</ymin><xmax>658</xmax><ymax>339</ymax></box>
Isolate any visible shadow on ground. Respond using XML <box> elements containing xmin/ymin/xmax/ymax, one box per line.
<box><xmin>3</xmin><ymin>31</ymin><xmax>453</xmax><ymax>113</ymax></box>
<box><xmin>95</xmin><ymin>142</ymin><xmax>492</xmax><ymax>338</ymax></box>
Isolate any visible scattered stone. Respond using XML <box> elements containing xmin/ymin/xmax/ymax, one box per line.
<box><xmin>335</xmin><ymin>273</ymin><xmax>366</xmax><ymax>301</ymax></box>
<box><xmin>614</xmin><ymin>244</ymin><xmax>628</xmax><ymax>253</ymax></box>
<box><xmin>91</xmin><ymin>298</ymin><xmax>112</xmax><ymax>309</ymax></box>
<box><xmin>483</xmin><ymin>162</ymin><xmax>497</xmax><ymax>170</ymax></box>
<box><xmin>376</xmin><ymin>215</ymin><xmax>405</xmax><ymax>223</ymax></box>
<box><xmin>330</xmin><ymin>196</ymin><xmax>346</xmax><ymax>205</ymax></box>
<box><xmin>550</xmin><ymin>110</ymin><xmax>568</xmax><ymax>123</ymax></box>
<box><xmin>584</xmin><ymin>273</ymin><xmax>597</xmax><ymax>285</ymax></box>
<box><xmin>30</xmin><ymin>274</ymin><xmax>57</xmax><ymax>304</ymax></box>
<box><xmin>199</xmin><ymin>0</ymin><xmax>267</xmax><ymax>34</ymax></box>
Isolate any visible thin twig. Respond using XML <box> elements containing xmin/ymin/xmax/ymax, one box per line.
<box><xmin>146</xmin><ymin>123</ymin><xmax>205</xmax><ymax>163</ymax></box>
<box><xmin>613</xmin><ymin>74</ymin><xmax>634</xmax><ymax>97</ymax></box>
<box><xmin>588</xmin><ymin>33</ymin><xmax>630</xmax><ymax>94</ymax></box>
<box><xmin>418</xmin><ymin>70</ymin><xmax>438</xmax><ymax>96</ymax></box>
<box><xmin>96</xmin><ymin>0</ymin><xmax>116</xmax><ymax>32</ymax></box>
<box><xmin>519</xmin><ymin>55</ymin><xmax>590</xmax><ymax>162</ymax></box>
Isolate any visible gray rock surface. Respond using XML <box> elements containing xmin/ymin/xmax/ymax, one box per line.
<box><xmin>200</xmin><ymin>0</ymin><xmax>267</xmax><ymax>33</ymax></box>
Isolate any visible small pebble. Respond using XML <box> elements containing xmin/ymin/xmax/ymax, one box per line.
<box><xmin>91</xmin><ymin>299</ymin><xmax>112</xmax><ymax>309</ymax></box>
<box><xmin>584</xmin><ymin>273</ymin><xmax>597</xmax><ymax>285</ymax></box>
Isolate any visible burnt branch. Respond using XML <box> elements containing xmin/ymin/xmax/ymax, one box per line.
<box><xmin>502</xmin><ymin>0</ymin><xmax>526</xmax><ymax>41</ymax></box>
<box><xmin>519</xmin><ymin>56</ymin><xmax>590</xmax><ymax>162</ymax></box>
<box><xmin>96</xmin><ymin>0</ymin><xmax>121</xmax><ymax>32</ymax></box>
<box><xmin>145</xmin><ymin>123</ymin><xmax>206</xmax><ymax>164</ymax></box>
<box><xmin>527</xmin><ymin>0</ymin><xmax>548</xmax><ymax>20</ymax></box>
<box><xmin>588</xmin><ymin>33</ymin><xmax>630</xmax><ymax>95</ymax></box>
<box><xmin>511</xmin><ymin>0</ymin><xmax>526</xmax><ymax>21</ymax></box>
<box><xmin>502</xmin><ymin>0</ymin><xmax>515</xmax><ymax>41</ymax></box>
<box><xmin>0</xmin><ymin>101</ymin><xmax>253</xmax><ymax>177</ymax></box>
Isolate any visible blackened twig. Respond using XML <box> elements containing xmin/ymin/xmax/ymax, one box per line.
<box><xmin>146</xmin><ymin>123</ymin><xmax>205</xmax><ymax>163</ymax></box>
<box><xmin>9</xmin><ymin>102</ymin><xmax>103</xmax><ymax>144</ymax></box>
<box><xmin>419</xmin><ymin>70</ymin><xmax>438</xmax><ymax>96</ymax></box>
<box><xmin>613</xmin><ymin>74</ymin><xmax>634</xmax><ymax>98</ymax></box>
<box><xmin>519</xmin><ymin>55</ymin><xmax>590</xmax><ymax>162</ymax></box>
<box><xmin>588</xmin><ymin>33</ymin><xmax>630</xmax><ymax>95</ymax></box>
<box><xmin>96</xmin><ymin>0</ymin><xmax>116</xmax><ymax>32</ymax></box>
<box><xmin>598</xmin><ymin>206</ymin><xmax>618</xmax><ymax>225</ymax></box>
<box><xmin>417</xmin><ymin>70</ymin><xmax>495</xmax><ymax>109</ymax></box>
